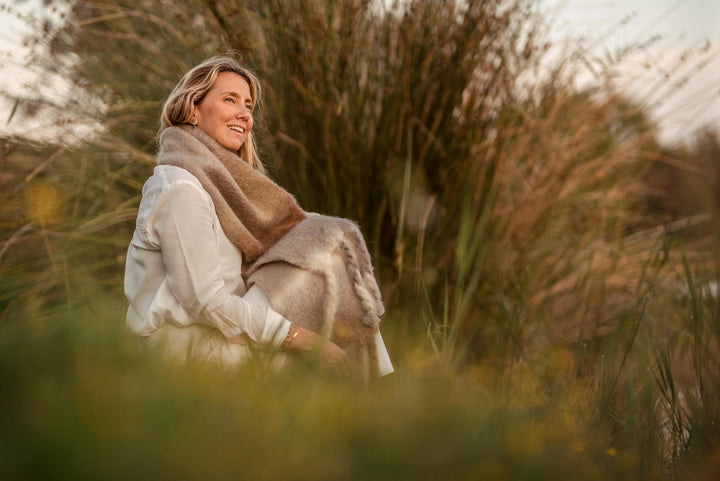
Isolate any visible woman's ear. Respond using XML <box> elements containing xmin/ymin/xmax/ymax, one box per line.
<box><xmin>192</xmin><ymin>106</ymin><xmax>199</xmax><ymax>126</ymax></box>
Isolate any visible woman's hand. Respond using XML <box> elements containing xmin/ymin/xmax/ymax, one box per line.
<box><xmin>283</xmin><ymin>324</ymin><xmax>350</xmax><ymax>375</ymax></box>
<box><xmin>318</xmin><ymin>339</ymin><xmax>351</xmax><ymax>375</ymax></box>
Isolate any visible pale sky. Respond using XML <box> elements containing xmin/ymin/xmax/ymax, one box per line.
<box><xmin>545</xmin><ymin>0</ymin><xmax>719</xmax><ymax>44</ymax></box>
<box><xmin>542</xmin><ymin>0</ymin><xmax>720</xmax><ymax>145</ymax></box>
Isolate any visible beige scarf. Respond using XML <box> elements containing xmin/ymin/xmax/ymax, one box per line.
<box><xmin>246</xmin><ymin>214</ymin><xmax>385</xmax><ymax>379</ymax></box>
<box><xmin>156</xmin><ymin>125</ymin><xmax>306</xmax><ymax>262</ymax></box>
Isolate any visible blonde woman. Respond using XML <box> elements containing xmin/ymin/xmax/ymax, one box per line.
<box><xmin>124</xmin><ymin>56</ymin><xmax>393</xmax><ymax>379</ymax></box>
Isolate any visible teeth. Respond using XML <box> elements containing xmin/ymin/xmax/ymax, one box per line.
<box><xmin>230</xmin><ymin>126</ymin><xmax>245</xmax><ymax>134</ymax></box>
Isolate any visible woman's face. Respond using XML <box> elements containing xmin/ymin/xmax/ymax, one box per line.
<box><xmin>193</xmin><ymin>71</ymin><xmax>254</xmax><ymax>152</ymax></box>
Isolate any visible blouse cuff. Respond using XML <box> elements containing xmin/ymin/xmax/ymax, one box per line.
<box><xmin>264</xmin><ymin>309</ymin><xmax>293</xmax><ymax>347</ymax></box>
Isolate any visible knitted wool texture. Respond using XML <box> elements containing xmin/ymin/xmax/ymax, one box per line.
<box><xmin>157</xmin><ymin>125</ymin><xmax>306</xmax><ymax>263</ymax></box>
<box><xmin>246</xmin><ymin>215</ymin><xmax>385</xmax><ymax>380</ymax></box>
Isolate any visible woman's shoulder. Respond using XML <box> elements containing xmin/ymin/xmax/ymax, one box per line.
<box><xmin>134</xmin><ymin>166</ymin><xmax>214</xmax><ymax>244</ymax></box>
<box><xmin>138</xmin><ymin>166</ymin><xmax>212</xmax><ymax>217</ymax></box>
<box><xmin>150</xmin><ymin>164</ymin><xmax>203</xmax><ymax>187</ymax></box>
<box><xmin>142</xmin><ymin>165</ymin><xmax>209</xmax><ymax>198</ymax></box>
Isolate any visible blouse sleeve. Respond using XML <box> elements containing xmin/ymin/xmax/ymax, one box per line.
<box><xmin>151</xmin><ymin>182</ymin><xmax>291</xmax><ymax>346</ymax></box>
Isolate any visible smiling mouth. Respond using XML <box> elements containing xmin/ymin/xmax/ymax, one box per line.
<box><xmin>229</xmin><ymin>126</ymin><xmax>246</xmax><ymax>134</ymax></box>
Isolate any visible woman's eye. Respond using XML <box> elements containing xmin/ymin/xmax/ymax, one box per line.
<box><xmin>225</xmin><ymin>97</ymin><xmax>235</xmax><ymax>103</ymax></box>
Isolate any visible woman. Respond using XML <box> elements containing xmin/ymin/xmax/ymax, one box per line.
<box><xmin>124</xmin><ymin>56</ymin><xmax>393</xmax><ymax>378</ymax></box>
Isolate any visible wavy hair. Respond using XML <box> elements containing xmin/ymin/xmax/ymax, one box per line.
<box><xmin>160</xmin><ymin>56</ymin><xmax>264</xmax><ymax>172</ymax></box>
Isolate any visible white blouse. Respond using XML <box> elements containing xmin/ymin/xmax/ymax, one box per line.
<box><xmin>125</xmin><ymin>165</ymin><xmax>393</xmax><ymax>374</ymax></box>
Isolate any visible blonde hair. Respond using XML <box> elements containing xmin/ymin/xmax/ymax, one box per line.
<box><xmin>160</xmin><ymin>56</ymin><xmax>264</xmax><ymax>172</ymax></box>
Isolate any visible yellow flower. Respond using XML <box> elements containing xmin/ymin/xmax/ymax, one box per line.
<box><xmin>23</xmin><ymin>181</ymin><xmax>65</xmax><ymax>226</ymax></box>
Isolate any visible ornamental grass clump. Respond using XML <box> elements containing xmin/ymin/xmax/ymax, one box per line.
<box><xmin>1</xmin><ymin>0</ymin><xmax>685</xmax><ymax>352</ymax></box>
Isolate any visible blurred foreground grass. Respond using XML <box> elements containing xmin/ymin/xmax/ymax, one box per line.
<box><xmin>0</xmin><ymin>294</ymin><xmax>654</xmax><ymax>480</ymax></box>
<box><xmin>0</xmin><ymin>281</ymin><xmax>718</xmax><ymax>480</ymax></box>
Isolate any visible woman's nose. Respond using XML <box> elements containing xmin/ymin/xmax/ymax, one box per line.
<box><xmin>237</xmin><ymin>106</ymin><xmax>251</xmax><ymax>119</ymax></box>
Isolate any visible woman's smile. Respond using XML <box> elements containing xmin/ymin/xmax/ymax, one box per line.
<box><xmin>193</xmin><ymin>71</ymin><xmax>254</xmax><ymax>152</ymax></box>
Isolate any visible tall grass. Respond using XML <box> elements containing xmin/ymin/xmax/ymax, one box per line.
<box><xmin>1</xmin><ymin>0</ymin><xmax>719</xmax><ymax>478</ymax></box>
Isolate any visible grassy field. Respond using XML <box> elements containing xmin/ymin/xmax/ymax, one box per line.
<box><xmin>0</xmin><ymin>272</ymin><xmax>718</xmax><ymax>480</ymax></box>
<box><xmin>1</xmin><ymin>0</ymin><xmax>719</xmax><ymax>479</ymax></box>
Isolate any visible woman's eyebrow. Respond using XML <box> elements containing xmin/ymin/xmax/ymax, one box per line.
<box><xmin>220</xmin><ymin>91</ymin><xmax>250</xmax><ymax>98</ymax></box>
<box><xmin>220</xmin><ymin>91</ymin><xmax>253</xmax><ymax>104</ymax></box>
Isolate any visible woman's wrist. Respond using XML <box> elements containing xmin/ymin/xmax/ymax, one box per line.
<box><xmin>282</xmin><ymin>325</ymin><xmax>329</xmax><ymax>353</ymax></box>
<box><xmin>282</xmin><ymin>323</ymin><xmax>301</xmax><ymax>348</ymax></box>
<box><xmin>280</xmin><ymin>325</ymin><xmax>349</xmax><ymax>373</ymax></box>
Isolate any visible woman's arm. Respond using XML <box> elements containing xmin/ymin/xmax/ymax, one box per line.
<box><xmin>152</xmin><ymin>182</ymin><xmax>289</xmax><ymax>346</ymax></box>
<box><xmin>151</xmin><ymin>181</ymin><xmax>350</xmax><ymax>372</ymax></box>
<box><xmin>283</xmin><ymin>323</ymin><xmax>350</xmax><ymax>374</ymax></box>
